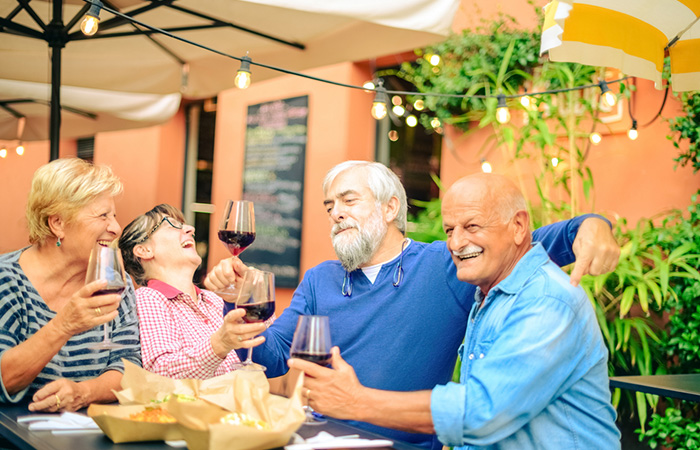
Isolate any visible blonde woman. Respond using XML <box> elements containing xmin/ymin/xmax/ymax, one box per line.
<box><xmin>119</xmin><ymin>204</ymin><xmax>267</xmax><ymax>380</ymax></box>
<box><xmin>0</xmin><ymin>158</ymin><xmax>140</xmax><ymax>412</ymax></box>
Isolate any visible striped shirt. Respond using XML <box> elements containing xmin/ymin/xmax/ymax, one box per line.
<box><xmin>136</xmin><ymin>280</ymin><xmax>242</xmax><ymax>379</ymax></box>
<box><xmin>0</xmin><ymin>248</ymin><xmax>141</xmax><ymax>403</ymax></box>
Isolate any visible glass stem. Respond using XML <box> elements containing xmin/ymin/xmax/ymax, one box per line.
<box><xmin>246</xmin><ymin>347</ymin><xmax>254</xmax><ymax>364</ymax></box>
<box><xmin>103</xmin><ymin>322</ymin><xmax>110</xmax><ymax>343</ymax></box>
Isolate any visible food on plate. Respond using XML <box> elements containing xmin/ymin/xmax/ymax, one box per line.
<box><xmin>128</xmin><ymin>407</ymin><xmax>177</xmax><ymax>423</ymax></box>
<box><xmin>150</xmin><ymin>393</ymin><xmax>197</xmax><ymax>404</ymax></box>
<box><xmin>220</xmin><ymin>412</ymin><xmax>270</xmax><ymax>430</ymax></box>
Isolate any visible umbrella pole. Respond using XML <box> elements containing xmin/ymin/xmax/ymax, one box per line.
<box><xmin>48</xmin><ymin>0</ymin><xmax>64</xmax><ymax>161</ymax></box>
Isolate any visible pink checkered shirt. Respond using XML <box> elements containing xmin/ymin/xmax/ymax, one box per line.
<box><xmin>136</xmin><ymin>280</ymin><xmax>241</xmax><ymax>379</ymax></box>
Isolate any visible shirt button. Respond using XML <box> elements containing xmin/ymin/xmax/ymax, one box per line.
<box><xmin>479</xmin><ymin>353</ymin><xmax>485</xmax><ymax>359</ymax></box>
<box><xmin>468</xmin><ymin>353</ymin><xmax>475</xmax><ymax>360</ymax></box>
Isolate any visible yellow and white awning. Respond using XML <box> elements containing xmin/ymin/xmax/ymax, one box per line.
<box><xmin>540</xmin><ymin>0</ymin><xmax>700</xmax><ymax>92</ymax></box>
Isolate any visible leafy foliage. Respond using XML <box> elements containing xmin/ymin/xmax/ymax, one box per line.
<box><xmin>637</xmin><ymin>407</ymin><xmax>700</xmax><ymax>449</ymax></box>
<box><xmin>667</xmin><ymin>93</ymin><xmax>700</xmax><ymax>173</ymax></box>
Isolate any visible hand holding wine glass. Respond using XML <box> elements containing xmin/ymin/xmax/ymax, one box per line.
<box><xmin>85</xmin><ymin>242</ymin><xmax>127</xmax><ymax>350</ymax></box>
<box><xmin>231</xmin><ymin>268</ymin><xmax>275</xmax><ymax>371</ymax></box>
<box><xmin>290</xmin><ymin>315</ymin><xmax>332</xmax><ymax>424</ymax></box>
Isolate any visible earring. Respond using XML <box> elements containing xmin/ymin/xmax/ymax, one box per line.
<box><xmin>56</xmin><ymin>237</ymin><xmax>62</xmax><ymax>247</ymax></box>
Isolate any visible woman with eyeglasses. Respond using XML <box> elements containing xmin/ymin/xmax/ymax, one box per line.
<box><xmin>119</xmin><ymin>204</ymin><xmax>268</xmax><ymax>379</ymax></box>
<box><xmin>0</xmin><ymin>158</ymin><xmax>140</xmax><ymax>412</ymax></box>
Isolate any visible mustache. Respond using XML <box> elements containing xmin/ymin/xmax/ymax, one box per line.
<box><xmin>331</xmin><ymin>219</ymin><xmax>360</xmax><ymax>237</ymax></box>
<box><xmin>452</xmin><ymin>245</ymin><xmax>484</xmax><ymax>257</ymax></box>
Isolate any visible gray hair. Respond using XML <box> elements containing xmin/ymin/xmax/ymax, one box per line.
<box><xmin>322</xmin><ymin>161</ymin><xmax>408</xmax><ymax>234</ymax></box>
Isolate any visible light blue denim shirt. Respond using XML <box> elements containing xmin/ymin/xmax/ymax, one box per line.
<box><xmin>431</xmin><ymin>243</ymin><xmax>621</xmax><ymax>449</ymax></box>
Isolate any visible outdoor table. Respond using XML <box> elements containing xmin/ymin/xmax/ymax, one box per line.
<box><xmin>0</xmin><ymin>401</ymin><xmax>422</xmax><ymax>450</ymax></box>
<box><xmin>610</xmin><ymin>374</ymin><xmax>700</xmax><ymax>402</ymax></box>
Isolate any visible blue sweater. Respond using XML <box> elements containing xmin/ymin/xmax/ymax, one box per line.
<box><xmin>243</xmin><ymin>216</ymin><xmax>595</xmax><ymax>449</ymax></box>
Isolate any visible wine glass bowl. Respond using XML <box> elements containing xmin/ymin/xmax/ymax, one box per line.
<box><xmin>218</xmin><ymin>200</ymin><xmax>255</xmax><ymax>256</ymax></box>
<box><xmin>85</xmin><ymin>242</ymin><xmax>127</xmax><ymax>350</ymax></box>
<box><xmin>290</xmin><ymin>315</ymin><xmax>332</xmax><ymax>424</ymax></box>
<box><xmin>232</xmin><ymin>268</ymin><xmax>275</xmax><ymax>371</ymax></box>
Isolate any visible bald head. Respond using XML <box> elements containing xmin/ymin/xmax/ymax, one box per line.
<box><xmin>442</xmin><ymin>173</ymin><xmax>531</xmax><ymax>293</ymax></box>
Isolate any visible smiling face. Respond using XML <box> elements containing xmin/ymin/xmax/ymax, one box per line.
<box><xmin>145</xmin><ymin>215</ymin><xmax>201</xmax><ymax>272</ymax></box>
<box><xmin>442</xmin><ymin>174</ymin><xmax>530</xmax><ymax>294</ymax></box>
<box><xmin>323</xmin><ymin>168</ymin><xmax>389</xmax><ymax>271</ymax></box>
<box><xmin>60</xmin><ymin>192</ymin><xmax>122</xmax><ymax>263</ymax></box>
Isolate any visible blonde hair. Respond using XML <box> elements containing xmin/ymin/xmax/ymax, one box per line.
<box><xmin>119</xmin><ymin>204</ymin><xmax>186</xmax><ymax>286</ymax></box>
<box><xmin>26</xmin><ymin>158</ymin><xmax>123</xmax><ymax>244</ymax></box>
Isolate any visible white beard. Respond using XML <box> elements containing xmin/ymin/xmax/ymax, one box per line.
<box><xmin>331</xmin><ymin>206</ymin><xmax>388</xmax><ymax>272</ymax></box>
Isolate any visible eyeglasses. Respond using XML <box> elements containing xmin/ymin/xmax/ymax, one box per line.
<box><xmin>137</xmin><ymin>216</ymin><xmax>184</xmax><ymax>244</ymax></box>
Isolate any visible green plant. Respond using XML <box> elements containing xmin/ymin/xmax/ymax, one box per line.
<box><xmin>637</xmin><ymin>407</ymin><xmax>700</xmax><ymax>449</ymax></box>
<box><xmin>667</xmin><ymin>93</ymin><xmax>700</xmax><ymax>173</ymax></box>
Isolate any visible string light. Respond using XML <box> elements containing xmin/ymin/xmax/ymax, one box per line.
<box><xmin>391</xmin><ymin>96</ymin><xmax>402</xmax><ymax>106</ymax></box>
<box><xmin>430</xmin><ymin>117</ymin><xmax>441</xmax><ymax>128</ymax></box>
<box><xmin>16</xmin><ymin>143</ymin><xmax>24</xmax><ymax>155</ymax></box>
<box><xmin>551</xmin><ymin>157</ymin><xmax>559</xmax><ymax>167</ymax></box>
<box><xmin>406</xmin><ymin>115</ymin><xmax>418</xmax><ymax>127</ymax></box>
<box><xmin>362</xmin><ymin>81</ymin><xmax>375</xmax><ymax>93</ymax></box>
<box><xmin>80</xmin><ymin>0</ymin><xmax>103</xmax><ymax>36</ymax></box>
<box><xmin>413</xmin><ymin>99</ymin><xmax>425</xmax><ymax>111</ymax></box>
<box><xmin>427</xmin><ymin>54</ymin><xmax>441</xmax><ymax>66</ymax></box>
<box><xmin>480</xmin><ymin>158</ymin><xmax>492</xmax><ymax>173</ymax></box>
<box><xmin>599</xmin><ymin>81</ymin><xmax>617</xmax><ymax>107</ymax></box>
<box><xmin>371</xmin><ymin>81</ymin><xmax>388</xmax><ymax>120</ymax></box>
<box><xmin>496</xmin><ymin>94</ymin><xmax>511</xmax><ymax>124</ymax></box>
<box><xmin>0</xmin><ymin>146</ymin><xmax>6</xmax><ymax>158</ymax></box>
<box><xmin>388</xmin><ymin>130</ymin><xmax>399</xmax><ymax>141</ymax></box>
<box><xmin>392</xmin><ymin>105</ymin><xmax>405</xmax><ymax>116</ymax></box>
<box><xmin>589</xmin><ymin>132</ymin><xmax>602</xmax><ymax>145</ymax></box>
<box><xmin>234</xmin><ymin>55</ymin><xmax>252</xmax><ymax>89</ymax></box>
<box><xmin>628</xmin><ymin>120</ymin><xmax>638</xmax><ymax>140</ymax></box>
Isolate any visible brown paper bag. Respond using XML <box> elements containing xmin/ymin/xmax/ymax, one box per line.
<box><xmin>89</xmin><ymin>360</ymin><xmax>305</xmax><ymax>447</ymax></box>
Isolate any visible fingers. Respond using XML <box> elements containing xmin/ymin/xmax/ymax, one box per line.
<box><xmin>204</xmin><ymin>257</ymin><xmax>241</xmax><ymax>291</ymax></box>
<box><xmin>569</xmin><ymin>257</ymin><xmax>589</xmax><ymax>287</ymax></box>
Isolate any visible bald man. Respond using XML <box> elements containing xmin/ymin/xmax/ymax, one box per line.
<box><xmin>290</xmin><ymin>173</ymin><xmax>621</xmax><ymax>450</ymax></box>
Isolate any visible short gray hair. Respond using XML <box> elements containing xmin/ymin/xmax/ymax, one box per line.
<box><xmin>322</xmin><ymin>161</ymin><xmax>407</xmax><ymax>234</ymax></box>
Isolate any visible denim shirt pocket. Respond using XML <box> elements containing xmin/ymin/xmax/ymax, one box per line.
<box><xmin>472</xmin><ymin>339</ymin><xmax>495</xmax><ymax>362</ymax></box>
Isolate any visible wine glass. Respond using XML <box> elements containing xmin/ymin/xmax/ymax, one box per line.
<box><xmin>218</xmin><ymin>200</ymin><xmax>255</xmax><ymax>257</ymax></box>
<box><xmin>290</xmin><ymin>315</ymin><xmax>332</xmax><ymax>425</ymax></box>
<box><xmin>85</xmin><ymin>242</ymin><xmax>127</xmax><ymax>350</ymax></box>
<box><xmin>232</xmin><ymin>269</ymin><xmax>275</xmax><ymax>371</ymax></box>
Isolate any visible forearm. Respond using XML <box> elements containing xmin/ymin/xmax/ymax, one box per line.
<box><xmin>338</xmin><ymin>387</ymin><xmax>434</xmax><ymax>434</ymax></box>
<box><xmin>1</xmin><ymin>320</ymin><xmax>70</xmax><ymax>394</ymax></box>
<box><xmin>73</xmin><ymin>370</ymin><xmax>121</xmax><ymax>408</ymax></box>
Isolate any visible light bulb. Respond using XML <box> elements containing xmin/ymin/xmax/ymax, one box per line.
<box><xmin>362</xmin><ymin>81</ymin><xmax>375</xmax><ymax>93</ymax></box>
<box><xmin>428</xmin><ymin>54</ymin><xmax>441</xmax><ymax>66</ymax></box>
<box><xmin>481</xmin><ymin>159</ymin><xmax>492</xmax><ymax>173</ymax></box>
<box><xmin>406</xmin><ymin>115</ymin><xmax>418</xmax><ymax>127</ymax></box>
<box><xmin>430</xmin><ymin>117</ymin><xmax>441</xmax><ymax>128</ymax></box>
<box><xmin>392</xmin><ymin>105</ymin><xmax>405</xmax><ymax>117</ymax></box>
<box><xmin>628</xmin><ymin>120</ymin><xmax>638</xmax><ymax>140</ymax></box>
<box><xmin>589</xmin><ymin>132</ymin><xmax>602</xmax><ymax>145</ymax></box>
<box><xmin>0</xmin><ymin>147</ymin><xmax>6</xmax><ymax>158</ymax></box>
<box><xmin>520</xmin><ymin>95</ymin><xmax>534</xmax><ymax>110</ymax></box>
<box><xmin>388</xmin><ymin>130</ymin><xmax>399</xmax><ymax>142</ymax></box>
<box><xmin>496</xmin><ymin>94</ymin><xmax>511</xmax><ymax>124</ymax></box>
<box><xmin>371</xmin><ymin>102</ymin><xmax>387</xmax><ymax>120</ymax></box>
<box><xmin>413</xmin><ymin>99</ymin><xmax>425</xmax><ymax>111</ymax></box>
<box><xmin>80</xmin><ymin>1</ymin><xmax>102</xmax><ymax>36</ymax></box>
<box><xmin>234</xmin><ymin>55</ymin><xmax>252</xmax><ymax>89</ymax></box>
<box><xmin>599</xmin><ymin>81</ymin><xmax>617</xmax><ymax>107</ymax></box>
<box><xmin>551</xmin><ymin>157</ymin><xmax>559</xmax><ymax>167</ymax></box>
<box><xmin>391</xmin><ymin>96</ymin><xmax>402</xmax><ymax>106</ymax></box>
<box><xmin>16</xmin><ymin>144</ymin><xmax>24</xmax><ymax>155</ymax></box>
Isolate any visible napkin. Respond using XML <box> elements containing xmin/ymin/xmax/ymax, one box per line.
<box><xmin>19</xmin><ymin>412</ymin><xmax>100</xmax><ymax>432</ymax></box>
<box><xmin>284</xmin><ymin>431</ymin><xmax>393</xmax><ymax>450</ymax></box>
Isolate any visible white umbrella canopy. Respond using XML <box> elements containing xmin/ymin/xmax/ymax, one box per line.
<box><xmin>0</xmin><ymin>0</ymin><xmax>460</xmax><ymax>98</ymax></box>
<box><xmin>0</xmin><ymin>79</ymin><xmax>181</xmax><ymax>141</ymax></box>
<box><xmin>540</xmin><ymin>0</ymin><xmax>700</xmax><ymax>92</ymax></box>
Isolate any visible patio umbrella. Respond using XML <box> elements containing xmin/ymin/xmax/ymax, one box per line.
<box><xmin>540</xmin><ymin>0</ymin><xmax>700</xmax><ymax>92</ymax></box>
<box><xmin>0</xmin><ymin>0</ymin><xmax>460</xmax><ymax>159</ymax></box>
<box><xmin>0</xmin><ymin>78</ymin><xmax>180</xmax><ymax>141</ymax></box>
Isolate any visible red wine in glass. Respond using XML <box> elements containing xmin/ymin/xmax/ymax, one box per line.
<box><xmin>238</xmin><ymin>302</ymin><xmax>275</xmax><ymax>323</ymax></box>
<box><xmin>232</xmin><ymin>269</ymin><xmax>275</xmax><ymax>371</ymax></box>
<box><xmin>218</xmin><ymin>200</ymin><xmax>255</xmax><ymax>256</ymax></box>
<box><xmin>290</xmin><ymin>351</ymin><xmax>332</xmax><ymax>367</ymax></box>
<box><xmin>93</xmin><ymin>286</ymin><xmax>126</xmax><ymax>296</ymax></box>
<box><xmin>217</xmin><ymin>230</ymin><xmax>256</xmax><ymax>256</ymax></box>
<box><xmin>85</xmin><ymin>243</ymin><xmax>127</xmax><ymax>350</ymax></box>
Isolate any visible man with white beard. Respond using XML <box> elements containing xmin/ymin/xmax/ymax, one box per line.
<box><xmin>204</xmin><ymin>160</ymin><xmax>620</xmax><ymax>450</ymax></box>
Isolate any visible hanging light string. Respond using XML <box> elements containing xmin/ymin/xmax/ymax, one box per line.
<box><xmin>87</xmin><ymin>0</ymin><xmax>630</xmax><ymax>104</ymax></box>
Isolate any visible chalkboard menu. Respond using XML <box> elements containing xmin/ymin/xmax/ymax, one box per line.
<box><xmin>241</xmin><ymin>95</ymin><xmax>308</xmax><ymax>288</ymax></box>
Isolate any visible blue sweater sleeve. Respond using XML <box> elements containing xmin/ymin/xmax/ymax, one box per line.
<box><xmin>533</xmin><ymin>214</ymin><xmax>611</xmax><ymax>267</ymax></box>
<box><xmin>235</xmin><ymin>270</ymin><xmax>314</xmax><ymax>377</ymax></box>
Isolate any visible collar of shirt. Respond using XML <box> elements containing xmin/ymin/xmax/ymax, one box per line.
<box><xmin>146</xmin><ymin>279</ymin><xmax>202</xmax><ymax>301</ymax></box>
